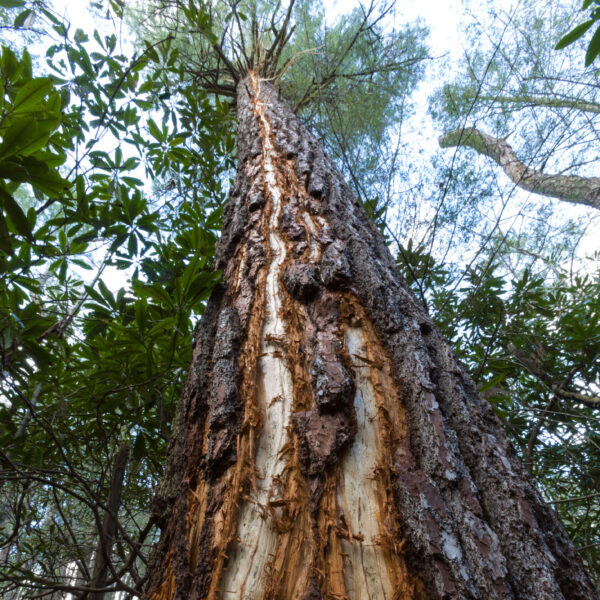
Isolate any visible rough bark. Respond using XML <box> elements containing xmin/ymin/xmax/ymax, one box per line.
<box><xmin>145</xmin><ymin>75</ymin><xmax>598</xmax><ymax>600</ymax></box>
<box><xmin>439</xmin><ymin>126</ymin><xmax>600</xmax><ymax>210</ymax></box>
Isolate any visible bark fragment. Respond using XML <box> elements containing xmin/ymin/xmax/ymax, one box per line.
<box><xmin>282</xmin><ymin>262</ymin><xmax>320</xmax><ymax>302</ymax></box>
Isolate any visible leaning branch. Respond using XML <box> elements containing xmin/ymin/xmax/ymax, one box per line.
<box><xmin>88</xmin><ymin>443</ymin><xmax>130</xmax><ymax>600</ymax></box>
<box><xmin>439</xmin><ymin>127</ymin><xmax>600</xmax><ymax>210</ymax></box>
<box><xmin>506</xmin><ymin>343</ymin><xmax>600</xmax><ymax>406</ymax></box>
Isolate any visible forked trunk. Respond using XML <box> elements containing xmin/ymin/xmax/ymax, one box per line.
<box><xmin>145</xmin><ymin>75</ymin><xmax>598</xmax><ymax>600</ymax></box>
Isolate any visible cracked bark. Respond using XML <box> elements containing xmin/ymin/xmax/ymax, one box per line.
<box><xmin>144</xmin><ymin>77</ymin><xmax>598</xmax><ymax>600</ymax></box>
<box><xmin>439</xmin><ymin>126</ymin><xmax>600</xmax><ymax>210</ymax></box>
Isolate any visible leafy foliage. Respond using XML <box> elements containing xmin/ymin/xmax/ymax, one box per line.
<box><xmin>133</xmin><ymin>0</ymin><xmax>428</xmax><ymax>228</ymax></box>
<box><xmin>556</xmin><ymin>0</ymin><xmax>600</xmax><ymax>66</ymax></box>
<box><xmin>0</xmin><ymin>3</ymin><xmax>234</xmax><ymax>596</ymax></box>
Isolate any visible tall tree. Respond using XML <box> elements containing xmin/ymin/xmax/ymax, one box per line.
<box><xmin>143</xmin><ymin>34</ymin><xmax>598</xmax><ymax>600</ymax></box>
<box><xmin>0</xmin><ymin>0</ymin><xmax>428</xmax><ymax>596</ymax></box>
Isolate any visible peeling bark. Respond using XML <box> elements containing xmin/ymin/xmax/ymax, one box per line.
<box><xmin>439</xmin><ymin>126</ymin><xmax>600</xmax><ymax>210</ymax></box>
<box><xmin>145</xmin><ymin>76</ymin><xmax>598</xmax><ymax>600</ymax></box>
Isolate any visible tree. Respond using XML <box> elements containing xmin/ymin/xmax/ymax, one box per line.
<box><xmin>142</xmin><ymin>10</ymin><xmax>598</xmax><ymax>600</ymax></box>
<box><xmin>439</xmin><ymin>126</ymin><xmax>600</xmax><ymax>210</ymax></box>
<box><xmin>435</xmin><ymin>1</ymin><xmax>600</xmax><ymax>214</ymax></box>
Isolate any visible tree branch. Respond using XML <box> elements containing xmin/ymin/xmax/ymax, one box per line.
<box><xmin>88</xmin><ymin>443</ymin><xmax>130</xmax><ymax>600</ymax></box>
<box><xmin>439</xmin><ymin>127</ymin><xmax>600</xmax><ymax>210</ymax></box>
<box><xmin>507</xmin><ymin>343</ymin><xmax>600</xmax><ymax>406</ymax></box>
<box><xmin>479</xmin><ymin>94</ymin><xmax>600</xmax><ymax>115</ymax></box>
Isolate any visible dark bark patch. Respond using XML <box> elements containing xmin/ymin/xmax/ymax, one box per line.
<box><xmin>310</xmin><ymin>352</ymin><xmax>355</xmax><ymax>412</ymax></box>
<box><xmin>283</xmin><ymin>263</ymin><xmax>320</xmax><ymax>302</ymax></box>
<box><xmin>248</xmin><ymin>190</ymin><xmax>265</xmax><ymax>211</ymax></box>
<box><xmin>280</xmin><ymin>204</ymin><xmax>307</xmax><ymax>241</ymax></box>
<box><xmin>319</xmin><ymin>241</ymin><xmax>352</xmax><ymax>289</ymax></box>
<box><xmin>302</xmin><ymin>578</ymin><xmax>323</xmax><ymax>600</ymax></box>
<box><xmin>246</xmin><ymin>231</ymin><xmax>266</xmax><ymax>276</ymax></box>
<box><xmin>205</xmin><ymin>308</ymin><xmax>243</xmax><ymax>478</ymax></box>
<box><xmin>292</xmin><ymin>410</ymin><xmax>354</xmax><ymax>477</ymax></box>
<box><xmin>211</xmin><ymin>308</ymin><xmax>242</xmax><ymax>360</ymax></box>
<box><xmin>307</xmin><ymin>168</ymin><xmax>328</xmax><ymax>199</ymax></box>
<box><xmin>215</xmin><ymin>202</ymin><xmax>249</xmax><ymax>269</ymax></box>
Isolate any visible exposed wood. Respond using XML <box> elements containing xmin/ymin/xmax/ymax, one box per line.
<box><xmin>439</xmin><ymin>126</ymin><xmax>600</xmax><ymax>210</ymax></box>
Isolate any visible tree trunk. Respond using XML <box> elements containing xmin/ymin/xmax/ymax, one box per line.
<box><xmin>145</xmin><ymin>75</ymin><xmax>598</xmax><ymax>600</ymax></box>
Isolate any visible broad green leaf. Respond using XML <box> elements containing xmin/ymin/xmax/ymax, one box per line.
<box><xmin>97</xmin><ymin>279</ymin><xmax>116</xmax><ymax>308</ymax></box>
<box><xmin>0</xmin><ymin>212</ymin><xmax>12</xmax><ymax>254</ymax></box>
<box><xmin>10</xmin><ymin>78</ymin><xmax>53</xmax><ymax>115</ymax></box>
<box><xmin>0</xmin><ymin>156</ymin><xmax>70</xmax><ymax>196</ymax></box>
<box><xmin>0</xmin><ymin>186</ymin><xmax>31</xmax><ymax>237</ymax></box>
<box><xmin>585</xmin><ymin>25</ymin><xmax>600</xmax><ymax>65</ymax></box>
<box><xmin>555</xmin><ymin>20</ymin><xmax>595</xmax><ymax>49</ymax></box>
<box><xmin>13</xmin><ymin>8</ymin><xmax>32</xmax><ymax>28</ymax></box>
<box><xmin>148</xmin><ymin>118</ymin><xmax>162</xmax><ymax>141</ymax></box>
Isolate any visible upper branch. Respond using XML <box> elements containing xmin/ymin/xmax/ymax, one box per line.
<box><xmin>479</xmin><ymin>94</ymin><xmax>600</xmax><ymax>115</ymax></box>
<box><xmin>439</xmin><ymin>127</ymin><xmax>600</xmax><ymax>210</ymax></box>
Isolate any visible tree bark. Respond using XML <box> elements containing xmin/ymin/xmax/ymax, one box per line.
<box><xmin>145</xmin><ymin>75</ymin><xmax>598</xmax><ymax>600</ymax></box>
<box><xmin>439</xmin><ymin>126</ymin><xmax>600</xmax><ymax>210</ymax></box>
<box><xmin>88</xmin><ymin>443</ymin><xmax>130</xmax><ymax>600</ymax></box>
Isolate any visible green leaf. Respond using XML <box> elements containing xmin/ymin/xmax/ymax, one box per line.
<box><xmin>148</xmin><ymin>118</ymin><xmax>163</xmax><ymax>141</ymax></box>
<box><xmin>22</xmin><ymin>340</ymin><xmax>53</xmax><ymax>368</ymax></box>
<box><xmin>97</xmin><ymin>279</ymin><xmax>116</xmax><ymax>308</ymax></box>
<box><xmin>11</xmin><ymin>78</ymin><xmax>53</xmax><ymax>115</ymax></box>
<box><xmin>0</xmin><ymin>186</ymin><xmax>32</xmax><ymax>237</ymax></box>
<box><xmin>555</xmin><ymin>20</ymin><xmax>595</xmax><ymax>49</ymax></box>
<box><xmin>585</xmin><ymin>24</ymin><xmax>600</xmax><ymax>65</ymax></box>
<box><xmin>13</xmin><ymin>8</ymin><xmax>32</xmax><ymax>28</ymax></box>
<box><xmin>0</xmin><ymin>213</ymin><xmax>12</xmax><ymax>254</ymax></box>
<box><xmin>0</xmin><ymin>0</ymin><xmax>25</xmax><ymax>7</ymax></box>
<box><xmin>133</xmin><ymin>432</ymin><xmax>146</xmax><ymax>460</ymax></box>
<box><xmin>0</xmin><ymin>156</ymin><xmax>70</xmax><ymax>196</ymax></box>
<box><xmin>0</xmin><ymin>115</ymin><xmax>60</xmax><ymax>159</ymax></box>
